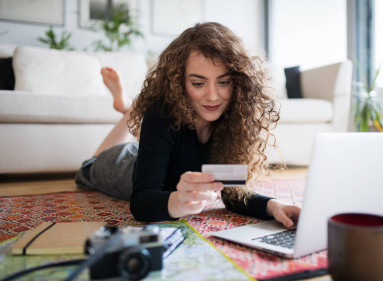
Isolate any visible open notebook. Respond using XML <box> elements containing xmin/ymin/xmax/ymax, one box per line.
<box><xmin>213</xmin><ymin>132</ymin><xmax>383</xmax><ymax>258</ymax></box>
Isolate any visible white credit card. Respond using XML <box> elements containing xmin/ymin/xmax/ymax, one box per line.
<box><xmin>202</xmin><ymin>164</ymin><xmax>248</xmax><ymax>186</ymax></box>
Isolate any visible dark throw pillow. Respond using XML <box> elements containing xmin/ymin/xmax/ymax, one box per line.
<box><xmin>284</xmin><ymin>66</ymin><xmax>303</xmax><ymax>99</ymax></box>
<box><xmin>0</xmin><ymin>57</ymin><xmax>15</xmax><ymax>90</ymax></box>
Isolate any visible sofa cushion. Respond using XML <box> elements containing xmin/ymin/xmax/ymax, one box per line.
<box><xmin>0</xmin><ymin>58</ymin><xmax>15</xmax><ymax>90</ymax></box>
<box><xmin>278</xmin><ymin>98</ymin><xmax>333</xmax><ymax>123</ymax></box>
<box><xmin>0</xmin><ymin>44</ymin><xmax>16</xmax><ymax>58</ymax></box>
<box><xmin>284</xmin><ymin>66</ymin><xmax>303</xmax><ymax>99</ymax></box>
<box><xmin>0</xmin><ymin>91</ymin><xmax>120</xmax><ymax>123</ymax></box>
<box><xmin>13</xmin><ymin>46</ymin><xmax>106</xmax><ymax>97</ymax></box>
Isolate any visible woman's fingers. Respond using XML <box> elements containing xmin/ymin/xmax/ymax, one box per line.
<box><xmin>275</xmin><ymin>212</ymin><xmax>295</xmax><ymax>229</ymax></box>
<box><xmin>177</xmin><ymin>172</ymin><xmax>223</xmax><ymax>192</ymax></box>
<box><xmin>169</xmin><ymin>171</ymin><xmax>224</xmax><ymax>218</ymax></box>
<box><xmin>178</xmin><ymin>181</ymin><xmax>223</xmax><ymax>192</ymax></box>
<box><xmin>168</xmin><ymin>191</ymin><xmax>209</xmax><ymax>218</ymax></box>
<box><xmin>180</xmin><ymin>201</ymin><xmax>205</xmax><ymax>214</ymax></box>
<box><xmin>267</xmin><ymin>200</ymin><xmax>301</xmax><ymax>229</ymax></box>
<box><xmin>181</xmin><ymin>171</ymin><xmax>215</xmax><ymax>183</ymax></box>
<box><xmin>178</xmin><ymin>190</ymin><xmax>218</xmax><ymax>202</ymax></box>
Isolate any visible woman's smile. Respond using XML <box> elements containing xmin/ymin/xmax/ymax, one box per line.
<box><xmin>202</xmin><ymin>104</ymin><xmax>221</xmax><ymax>111</ymax></box>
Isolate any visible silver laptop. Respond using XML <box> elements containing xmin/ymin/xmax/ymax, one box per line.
<box><xmin>213</xmin><ymin>132</ymin><xmax>383</xmax><ymax>258</ymax></box>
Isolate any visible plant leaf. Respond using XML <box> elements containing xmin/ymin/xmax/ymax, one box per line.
<box><xmin>369</xmin><ymin>63</ymin><xmax>382</xmax><ymax>91</ymax></box>
<box><xmin>92</xmin><ymin>3</ymin><xmax>143</xmax><ymax>52</ymax></box>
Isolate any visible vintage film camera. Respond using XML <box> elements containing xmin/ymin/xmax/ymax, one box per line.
<box><xmin>85</xmin><ymin>225</ymin><xmax>164</xmax><ymax>280</ymax></box>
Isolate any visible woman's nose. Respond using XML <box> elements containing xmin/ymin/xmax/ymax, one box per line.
<box><xmin>205</xmin><ymin>84</ymin><xmax>219</xmax><ymax>101</ymax></box>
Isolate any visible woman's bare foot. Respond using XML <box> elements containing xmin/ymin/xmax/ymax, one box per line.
<box><xmin>101</xmin><ymin>67</ymin><xmax>131</xmax><ymax>113</ymax></box>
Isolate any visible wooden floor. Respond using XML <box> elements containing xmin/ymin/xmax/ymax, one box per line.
<box><xmin>0</xmin><ymin>172</ymin><xmax>80</xmax><ymax>196</ymax></box>
<box><xmin>0</xmin><ymin>167</ymin><xmax>308</xmax><ymax>197</ymax></box>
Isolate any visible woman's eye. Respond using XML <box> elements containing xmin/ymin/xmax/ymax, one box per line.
<box><xmin>192</xmin><ymin>82</ymin><xmax>204</xmax><ymax>87</ymax></box>
<box><xmin>218</xmin><ymin>80</ymin><xmax>231</xmax><ymax>86</ymax></box>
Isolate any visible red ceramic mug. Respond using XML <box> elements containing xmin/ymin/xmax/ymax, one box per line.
<box><xmin>328</xmin><ymin>213</ymin><xmax>383</xmax><ymax>281</ymax></box>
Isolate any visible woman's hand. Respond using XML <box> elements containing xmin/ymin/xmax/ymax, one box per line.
<box><xmin>266</xmin><ymin>199</ymin><xmax>301</xmax><ymax>228</ymax></box>
<box><xmin>168</xmin><ymin>172</ymin><xmax>223</xmax><ymax>218</ymax></box>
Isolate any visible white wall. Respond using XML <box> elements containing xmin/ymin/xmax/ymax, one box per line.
<box><xmin>0</xmin><ymin>0</ymin><xmax>265</xmax><ymax>57</ymax></box>
<box><xmin>269</xmin><ymin>0</ymin><xmax>347</xmax><ymax>69</ymax></box>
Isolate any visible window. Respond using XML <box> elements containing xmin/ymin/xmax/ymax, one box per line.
<box><xmin>374</xmin><ymin>0</ymin><xmax>383</xmax><ymax>88</ymax></box>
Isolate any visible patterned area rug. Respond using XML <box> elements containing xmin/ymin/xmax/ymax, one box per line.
<box><xmin>0</xmin><ymin>178</ymin><xmax>327</xmax><ymax>280</ymax></box>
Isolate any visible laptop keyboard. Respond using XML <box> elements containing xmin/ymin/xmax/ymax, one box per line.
<box><xmin>251</xmin><ymin>229</ymin><xmax>296</xmax><ymax>249</ymax></box>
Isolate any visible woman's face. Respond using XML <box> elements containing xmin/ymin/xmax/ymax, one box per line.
<box><xmin>185</xmin><ymin>51</ymin><xmax>233</xmax><ymax>128</ymax></box>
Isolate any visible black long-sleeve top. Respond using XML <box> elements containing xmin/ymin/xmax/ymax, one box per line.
<box><xmin>130</xmin><ymin>106</ymin><xmax>273</xmax><ymax>222</ymax></box>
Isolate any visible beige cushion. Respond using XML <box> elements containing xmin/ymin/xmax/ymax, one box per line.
<box><xmin>0</xmin><ymin>91</ymin><xmax>120</xmax><ymax>123</ymax></box>
<box><xmin>0</xmin><ymin>44</ymin><xmax>16</xmax><ymax>58</ymax></box>
<box><xmin>13</xmin><ymin>46</ymin><xmax>106</xmax><ymax>96</ymax></box>
<box><xmin>279</xmin><ymin>98</ymin><xmax>333</xmax><ymax>123</ymax></box>
<box><xmin>12</xmin><ymin>46</ymin><xmax>148</xmax><ymax>100</ymax></box>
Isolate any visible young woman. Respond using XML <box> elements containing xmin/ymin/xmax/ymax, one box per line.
<box><xmin>75</xmin><ymin>22</ymin><xmax>300</xmax><ymax>228</ymax></box>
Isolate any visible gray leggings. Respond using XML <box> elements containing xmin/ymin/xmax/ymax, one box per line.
<box><xmin>75</xmin><ymin>142</ymin><xmax>139</xmax><ymax>201</ymax></box>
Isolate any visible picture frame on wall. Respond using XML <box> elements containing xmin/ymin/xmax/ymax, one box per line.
<box><xmin>0</xmin><ymin>0</ymin><xmax>64</xmax><ymax>26</ymax></box>
<box><xmin>79</xmin><ymin>0</ymin><xmax>137</xmax><ymax>29</ymax></box>
<box><xmin>151</xmin><ymin>0</ymin><xmax>204</xmax><ymax>36</ymax></box>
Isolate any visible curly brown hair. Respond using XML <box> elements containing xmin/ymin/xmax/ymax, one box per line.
<box><xmin>129</xmin><ymin>22</ymin><xmax>279</xmax><ymax>201</ymax></box>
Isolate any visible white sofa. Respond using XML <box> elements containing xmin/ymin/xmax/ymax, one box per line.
<box><xmin>0</xmin><ymin>44</ymin><xmax>352</xmax><ymax>174</ymax></box>
<box><xmin>0</xmin><ymin>45</ymin><xmax>144</xmax><ymax>174</ymax></box>
<box><xmin>267</xmin><ymin>61</ymin><xmax>353</xmax><ymax>165</ymax></box>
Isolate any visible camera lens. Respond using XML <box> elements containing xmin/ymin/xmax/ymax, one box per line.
<box><xmin>118</xmin><ymin>246</ymin><xmax>151</xmax><ymax>280</ymax></box>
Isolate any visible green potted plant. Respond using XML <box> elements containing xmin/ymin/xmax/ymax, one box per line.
<box><xmin>93</xmin><ymin>4</ymin><xmax>143</xmax><ymax>52</ymax></box>
<box><xmin>38</xmin><ymin>26</ymin><xmax>74</xmax><ymax>50</ymax></box>
<box><xmin>353</xmin><ymin>63</ymin><xmax>383</xmax><ymax>132</ymax></box>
